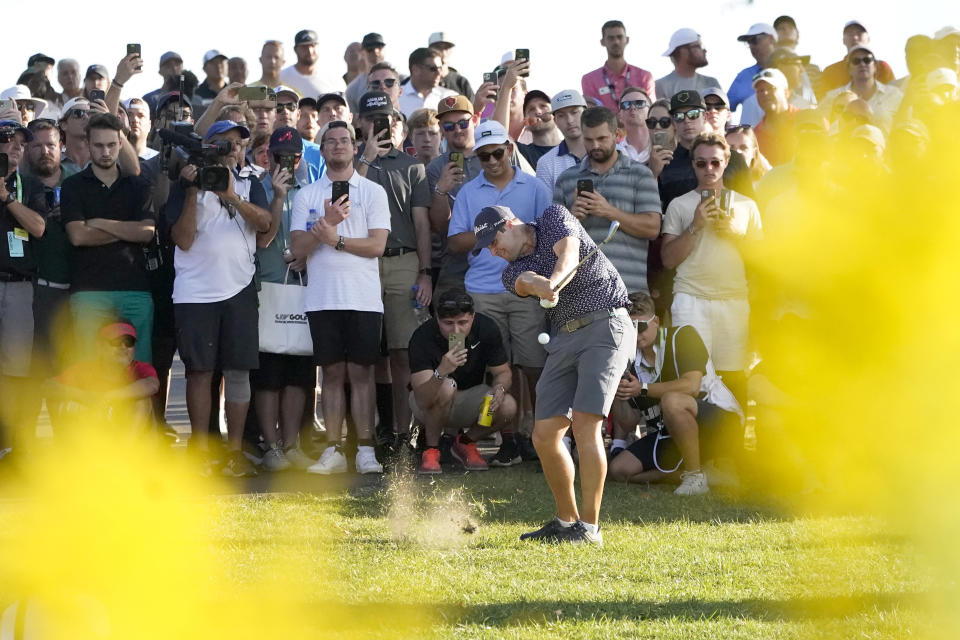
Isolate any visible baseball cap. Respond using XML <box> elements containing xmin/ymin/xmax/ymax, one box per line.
<box><xmin>0</xmin><ymin>120</ymin><xmax>33</xmax><ymax>142</ymax></box>
<box><xmin>27</xmin><ymin>53</ymin><xmax>55</xmax><ymax>68</ymax></box>
<box><xmin>155</xmin><ymin>92</ymin><xmax>185</xmax><ymax>112</ymax></box>
<box><xmin>737</xmin><ymin>23</ymin><xmax>777</xmax><ymax>42</ymax></box>
<box><xmin>851</xmin><ymin>124</ymin><xmax>885</xmax><ymax>151</ymax></box>
<box><xmin>428</xmin><ymin>32</ymin><xmax>455</xmax><ymax>48</ymax></box>
<box><xmin>701</xmin><ymin>87</ymin><xmax>729</xmax><ymax>106</ymax></box>
<box><xmin>843</xmin><ymin>20</ymin><xmax>867</xmax><ymax>32</ymax></box>
<box><xmin>204</xmin><ymin>120</ymin><xmax>250</xmax><ymax>141</ymax></box>
<box><xmin>85</xmin><ymin>64</ymin><xmax>109</xmax><ymax>80</ymax></box>
<box><xmin>752</xmin><ymin>68</ymin><xmax>789</xmax><ymax>91</ymax></box>
<box><xmin>298</xmin><ymin>97</ymin><xmax>318</xmax><ymax>111</ymax></box>
<box><xmin>122</xmin><ymin>97</ymin><xmax>149</xmax><ymax>114</ymax></box>
<box><xmin>98</xmin><ymin>322</ymin><xmax>137</xmax><ymax>341</ymax></box>
<box><xmin>358</xmin><ymin>90</ymin><xmax>393</xmax><ymax>116</ymax></box>
<box><xmin>0</xmin><ymin>85</ymin><xmax>47</xmax><ymax>114</ymax></box>
<box><xmin>523</xmin><ymin>90</ymin><xmax>551</xmax><ymax>113</ymax></box>
<box><xmin>847</xmin><ymin>43</ymin><xmax>875</xmax><ymax>57</ymax></box>
<box><xmin>159</xmin><ymin>51</ymin><xmax>182</xmax><ymax>66</ymax></box>
<box><xmin>317</xmin><ymin>92</ymin><xmax>347</xmax><ymax>109</ymax></box>
<box><xmin>471</xmin><ymin>206</ymin><xmax>515</xmax><ymax>256</ymax></box>
<box><xmin>60</xmin><ymin>97</ymin><xmax>90</xmax><ymax>116</ymax></box>
<box><xmin>474</xmin><ymin>120</ymin><xmax>509</xmax><ymax>148</ymax></box>
<box><xmin>273</xmin><ymin>85</ymin><xmax>302</xmax><ymax>102</ymax></box>
<box><xmin>768</xmin><ymin>47</ymin><xmax>811</xmax><ymax>68</ymax></box>
<box><xmin>927</xmin><ymin>67</ymin><xmax>959</xmax><ymax>90</ymax></box>
<box><xmin>669</xmin><ymin>90</ymin><xmax>705</xmax><ymax>113</ymax></box>
<box><xmin>551</xmin><ymin>89</ymin><xmax>587</xmax><ymax>112</ymax></box>
<box><xmin>663</xmin><ymin>28</ymin><xmax>700</xmax><ymax>56</ymax></box>
<box><xmin>436</xmin><ymin>94</ymin><xmax>473</xmax><ymax>117</ymax></box>
<box><xmin>295</xmin><ymin>29</ymin><xmax>319</xmax><ymax>46</ymax></box>
<box><xmin>318</xmin><ymin>119</ymin><xmax>356</xmax><ymax>144</ymax></box>
<box><xmin>202</xmin><ymin>50</ymin><xmax>227</xmax><ymax>66</ymax></box>
<box><xmin>361</xmin><ymin>33</ymin><xmax>385</xmax><ymax>49</ymax></box>
<box><xmin>269</xmin><ymin>126</ymin><xmax>303</xmax><ymax>153</ymax></box>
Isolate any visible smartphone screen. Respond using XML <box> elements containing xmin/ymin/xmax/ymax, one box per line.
<box><xmin>331</xmin><ymin>180</ymin><xmax>349</xmax><ymax>204</ymax></box>
<box><xmin>577</xmin><ymin>179</ymin><xmax>594</xmax><ymax>196</ymax></box>
<box><xmin>515</xmin><ymin>49</ymin><xmax>530</xmax><ymax>77</ymax></box>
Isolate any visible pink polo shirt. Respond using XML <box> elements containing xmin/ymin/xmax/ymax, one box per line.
<box><xmin>581</xmin><ymin>62</ymin><xmax>656</xmax><ymax>111</ymax></box>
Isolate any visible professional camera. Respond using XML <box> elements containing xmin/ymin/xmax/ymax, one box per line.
<box><xmin>157</xmin><ymin>123</ymin><xmax>232</xmax><ymax>192</ymax></box>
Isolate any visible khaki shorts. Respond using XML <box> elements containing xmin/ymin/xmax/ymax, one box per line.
<box><xmin>379</xmin><ymin>252</ymin><xmax>422</xmax><ymax>350</ymax></box>
<box><xmin>471</xmin><ymin>291</ymin><xmax>547</xmax><ymax>368</ymax></box>
<box><xmin>409</xmin><ymin>384</ymin><xmax>490</xmax><ymax>430</ymax></box>
<box><xmin>671</xmin><ymin>292</ymin><xmax>749</xmax><ymax>371</ymax></box>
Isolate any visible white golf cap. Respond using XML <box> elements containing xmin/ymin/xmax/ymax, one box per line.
<box><xmin>122</xmin><ymin>97</ymin><xmax>150</xmax><ymax>114</ymax></box>
<box><xmin>738</xmin><ymin>23</ymin><xmax>777</xmax><ymax>42</ymax></box>
<box><xmin>272</xmin><ymin>85</ymin><xmax>302</xmax><ymax>101</ymax></box>
<box><xmin>500</xmin><ymin>51</ymin><xmax>514</xmax><ymax>65</ymax></box>
<box><xmin>843</xmin><ymin>20</ymin><xmax>867</xmax><ymax>31</ymax></box>
<box><xmin>0</xmin><ymin>85</ymin><xmax>46</xmax><ymax>114</ymax></box>
<box><xmin>752</xmin><ymin>68</ymin><xmax>789</xmax><ymax>91</ymax></box>
<box><xmin>474</xmin><ymin>120</ymin><xmax>510</xmax><ymax>148</ymax></box>
<box><xmin>926</xmin><ymin>67</ymin><xmax>959</xmax><ymax>89</ymax></box>
<box><xmin>202</xmin><ymin>49</ymin><xmax>227</xmax><ymax>65</ymax></box>
<box><xmin>663</xmin><ymin>28</ymin><xmax>700</xmax><ymax>56</ymax></box>
<box><xmin>428</xmin><ymin>32</ymin><xmax>454</xmax><ymax>47</ymax></box>
<box><xmin>551</xmin><ymin>89</ymin><xmax>587</xmax><ymax>112</ymax></box>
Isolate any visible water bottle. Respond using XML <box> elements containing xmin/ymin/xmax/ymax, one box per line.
<box><xmin>411</xmin><ymin>285</ymin><xmax>430</xmax><ymax>325</ymax></box>
<box><xmin>305</xmin><ymin>207</ymin><xmax>320</xmax><ymax>231</ymax></box>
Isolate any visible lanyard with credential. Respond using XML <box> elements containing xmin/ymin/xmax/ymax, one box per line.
<box><xmin>601</xmin><ymin>66</ymin><xmax>631</xmax><ymax>105</ymax></box>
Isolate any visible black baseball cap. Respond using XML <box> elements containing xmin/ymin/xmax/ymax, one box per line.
<box><xmin>362</xmin><ymin>33</ymin><xmax>385</xmax><ymax>49</ymax></box>
<box><xmin>295</xmin><ymin>30</ymin><xmax>319</xmax><ymax>46</ymax></box>
<box><xmin>358</xmin><ymin>91</ymin><xmax>393</xmax><ymax>117</ymax></box>
<box><xmin>317</xmin><ymin>92</ymin><xmax>347</xmax><ymax>109</ymax></box>
<box><xmin>471</xmin><ymin>206</ymin><xmax>515</xmax><ymax>256</ymax></box>
<box><xmin>269</xmin><ymin>126</ymin><xmax>303</xmax><ymax>153</ymax></box>
<box><xmin>669</xmin><ymin>90</ymin><xmax>705</xmax><ymax>113</ymax></box>
<box><xmin>523</xmin><ymin>90</ymin><xmax>551</xmax><ymax>113</ymax></box>
<box><xmin>28</xmin><ymin>53</ymin><xmax>55</xmax><ymax>68</ymax></box>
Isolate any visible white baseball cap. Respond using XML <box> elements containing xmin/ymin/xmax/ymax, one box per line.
<box><xmin>474</xmin><ymin>120</ymin><xmax>509</xmax><ymax>148</ymax></box>
<box><xmin>428</xmin><ymin>32</ymin><xmax>455</xmax><ymax>47</ymax></box>
<box><xmin>551</xmin><ymin>90</ymin><xmax>587</xmax><ymax>112</ymax></box>
<box><xmin>663</xmin><ymin>28</ymin><xmax>700</xmax><ymax>56</ymax></box>
<box><xmin>751</xmin><ymin>68</ymin><xmax>789</xmax><ymax>91</ymax></box>
<box><xmin>202</xmin><ymin>49</ymin><xmax>227</xmax><ymax>66</ymax></box>
<box><xmin>738</xmin><ymin>23</ymin><xmax>777</xmax><ymax>42</ymax></box>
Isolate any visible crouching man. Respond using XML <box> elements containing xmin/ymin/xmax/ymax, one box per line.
<box><xmin>608</xmin><ymin>292</ymin><xmax>742</xmax><ymax>495</ymax></box>
<box><xmin>408</xmin><ymin>289</ymin><xmax>516</xmax><ymax>474</ymax></box>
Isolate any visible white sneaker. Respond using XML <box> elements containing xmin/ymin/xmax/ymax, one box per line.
<box><xmin>307</xmin><ymin>445</ymin><xmax>348</xmax><ymax>475</ymax></box>
<box><xmin>355</xmin><ymin>447</ymin><xmax>383</xmax><ymax>474</ymax></box>
<box><xmin>674</xmin><ymin>470</ymin><xmax>709</xmax><ymax>496</ymax></box>
<box><xmin>261</xmin><ymin>445</ymin><xmax>291</xmax><ymax>472</ymax></box>
<box><xmin>283</xmin><ymin>446</ymin><xmax>316</xmax><ymax>470</ymax></box>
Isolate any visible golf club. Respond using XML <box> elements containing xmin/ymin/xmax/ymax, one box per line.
<box><xmin>540</xmin><ymin>220</ymin><xmax>620</xmax><ymax>308</ymax></box>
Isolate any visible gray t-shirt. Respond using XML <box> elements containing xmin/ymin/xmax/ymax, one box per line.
<box><xmin>360</xmin><ymin>147</ymin><xmax>430</xmax><ymax>251</ymax></box>
<box><xmin>654</xmin><ymin>71</ymin><xmax>722</xmax><ymax>103</ymax></box>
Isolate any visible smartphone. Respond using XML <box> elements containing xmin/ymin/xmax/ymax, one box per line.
<box><xmin>576</xmin><ymin>179</ymin><xmax>594</xmax><ymax>196</ymax></box>
<box><xmin>238</xmin><ymin>86</ymin><xmax>269</xmax><ymax>101</ymax></box>
<box><xmin>279</xmin><ymin>154</ymin><xmax>296</xmax><ymax>186</ymax></box>
<box><xmin>450</xmin><ymin>151</ymin><xmax>464</xmax><ymax>170</ymax></box>
<box><xmin>496</xmin><ymin>68</ymin><xmax>506</xmax><ymax>85</ymax></box>
<box><xmin>515</xmin><ymin>49</ymin><xmax>530</xmax><ymax>77</ymax></box>
<box><xmin>331</xmin><ymin>180</ymin><xmax>349</xmax><ymax>204</ymax></box>
<box><xmin>717</xmin><ymin>189</ymin><xmax>733</xmax><ymax>217</ymax></box>
<box><xmin>0</xmin><ymin>153</ymin><xmax>8</xmax><ymax>178</ymax></box>
<box><xmin>89</xmin><ymin>89</ymin><xmax>106</xmax><ymax>102</ymax></box>
<box><xmin>372</xmin><ymin>114</ymin><xmax>390</xmax><ymax>141</ymax></box>
<box><xmin>127</xmin><ymin>43</ymin><xmax>141</xmax><ymax>57</ymax></box>
<box><xmin>482</xmin><ymin>72</ymin><xmax>495</xmax><ymax>85</ymax></box>
<box><xmin>700</xmin><ymin>189</ymin><xmax>716</xmax><ymax>203</ymax></box>
<box><xmin>448</xmin><ymin>332</ymin><xmax>466</xmax><ymax>352</ymax></box>
<box><xmin>652</xmin><ymin>130</ymin><xmax>671</xmax><ymax>148</ymax></box>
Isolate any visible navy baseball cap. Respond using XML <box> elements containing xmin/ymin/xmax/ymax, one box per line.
<box><xmin>269</xmin><ymin>126</ymin><xmax>302</xmax><ymax>153</ymax></box>
<box><xmin>471</xmin><ymin>205</ymin><xmax>515</xmax><ymax>256</ymax></box>
<box><xmin>85</xmin><ymin>64</ymin><xmax>109</xmax><ymax>79</ymax></box>
<box><xmin>295</xmin><ymin>30</ymin><xmax>319</xmax><ymax>46</ymax></box>
<box><xmin>317</xmin><ymin>92</ymin><xmax>347</xmax><ymax>109</ymax></box>
<box><xmin>359</xmin><ymin>91</ymin><xmax>393</xmax><ymax>116</ymax></box>
<box><xmin>0</xmin><ymin>120</ymin><xmax>33</xmax><ymax>142</ymax></box>
<box><xmin>204</xmin><ymin>120</ymin><xmax>250</xmax><ymax>140</ymax></box>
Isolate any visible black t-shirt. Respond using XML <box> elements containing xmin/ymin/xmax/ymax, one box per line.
<box><xmin>1</xmin><ymin>173</ymin><xmax>45</xmax><ymax>277</ymax></box>
<box><xmin>24</xmin><ymin>174</ymin><xmax>74</xmax><ymax>283</ymax></box>
<box><xmin>408</xmin><ymin>312</ymin><xmax>508</xmax><ymax>390</ymax></box>
<box><xmin>60</xmin><ymin>165</ymin><xmax>155</xmax><ymax>292</ymax></box>
<box><xmin>629</xmin><ymin>325</ymin><xmax>708</xmax><ymax>411</ymax></box>
<box><xmin>517</xmin><ymin>143</ymin><xmax>556</xmax><ymax>170</ymax></box>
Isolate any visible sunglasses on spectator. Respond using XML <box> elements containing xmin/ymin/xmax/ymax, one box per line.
<box><xmin>694</xmin><ymin>159</ymin><xmax>723</xmax><ymax>169</ymax></box>
<box><xmin>275</xmin><ymin>103</ymin><xmax>297</xmax><ymax>113</ymax></box>
<box><xmin>476</xmin><ymin>148</ymin><xmax>507</xmax><ymax>162</ymax></box>
<box><xmin>16</xmin><ymin>101</ymin><xmax>35</xmax><ymax>112</ymax></box>
<box><xmin>441</xmin><ymin>118</ymin><xmax>471</xmax><ymax>132</ymax></box>
<box><xmin>619</xmin><ymin>99</ymin><xmax>648</xmax><ymax>111</ymax></box>
<box><xmin>631</xmin><ymin>314</ymin><xmax>655</xmax><ymax>333</ymax></box>
<box><xmin>704</xmin><ymin>102</ymin><xmax>727</xmax><ymax>111</ymax></box>
<box><xmin>850</xmin><ymin>55</ymin><xmax>875</xmax><ymax>66</ymax></box>
<box><xmin>645</xmin><ymin>117</ymin><xmax>672</xmax><ymax>129</ymax></box>
<box><xmin>672</xmin><ymin>108</ymin><xmax>703</xmax><ymax>122</ymax></box>
<box><xmin>368</xmin><ymin>78</ymin><xmax>397</xmax><ymax>89</ymax></box>
<box><xmin>437</xmin><ymin>299</ymin><xmax>474</xmax><ymax>316</ymax></box>
<box><xmin>68</xmin><ymin>109</ymin><xmax>89</xmax><ymax>119</ymax></box>
<box><xmin>419</xmin><ymin>64</ymin><xmax>441</xmax><ymax>73</ymax></box>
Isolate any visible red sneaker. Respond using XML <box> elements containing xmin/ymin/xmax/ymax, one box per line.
<box><xmin>419</xmin><ymin>448</ymin><xmax>442</xmax><ymax>475</ymax></box>
<box><xmin>451</xmin><ymin>436</ymin><xmax>488</xmax><ymax>471</ymax></box>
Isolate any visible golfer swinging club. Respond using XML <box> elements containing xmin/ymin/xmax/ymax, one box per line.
<box><xmin>472</xmin><ymin>204</ymin><xmax>636</xmax><ymax>544</ymax></box>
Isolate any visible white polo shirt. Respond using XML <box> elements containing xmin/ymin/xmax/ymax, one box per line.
<box><xmin>397</xmin><ymin>82</ymin><xmax>456</xmax><ymax>118</ymax></box>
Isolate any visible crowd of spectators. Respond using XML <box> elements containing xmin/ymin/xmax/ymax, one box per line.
<box><xmin>1</xmin><ymin>18</ymin><xmax>956</xmax><ymax>492</ymax></box>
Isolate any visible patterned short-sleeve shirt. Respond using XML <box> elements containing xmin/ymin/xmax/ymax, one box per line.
<box><xmin>502</xmin><ymin>204</ymin><xmax>628</xmax><ymax>327</ymax></box>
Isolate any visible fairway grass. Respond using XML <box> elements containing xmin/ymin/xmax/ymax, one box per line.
<box><xmin>212</xmin><ymin>465</ymin><xmax>929</xmax><ymax>639</ymax></box>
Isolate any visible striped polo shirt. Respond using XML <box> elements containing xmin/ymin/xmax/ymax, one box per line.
<box><xmin>553</xmin><ymin>152</ymin><xmax>662</xmax><ymax>293</ymax></box>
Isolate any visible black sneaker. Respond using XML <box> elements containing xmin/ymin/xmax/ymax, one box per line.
<box><xmin>489</xmin><ymin>438</ymin><xmax>521</xmax><ymax>467</ymax></box>
<box><xmin>438</xmin><ymin>433</ymin><xmax>455</xmax><ymax>465</ymax></box>
<box><xmin>518</xmin><ymin>435</ymin><xmax>539</xmax><ymax>462</ymax></box>
<box><xmin>553</xmin><ymin>521</ymin><xmax>603</xmax><ymax>545</ymax></box>
<box><xmin>520</xmin><ymin>518</ymin><xmax>568</xmax><ymax>542</ymax></box>
<box><xmin>221</xmin><ymin>450</ymin><xmax>258</xmax><ymax>478</ymax></box>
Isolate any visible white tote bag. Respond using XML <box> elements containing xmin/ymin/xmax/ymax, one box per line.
<box><xmin>257</xmin><ymin>268</ymin><xmax>313</xmax><ymax>356</ymax></box>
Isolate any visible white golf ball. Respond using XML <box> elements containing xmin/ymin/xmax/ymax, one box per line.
<box><xmin>537</xmin><ymin>332</ymin><xmax>550</xmax><ymax>345</ymax></box>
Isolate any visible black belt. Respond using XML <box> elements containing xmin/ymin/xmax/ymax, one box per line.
<box><xmin>0</xmin><ymin>271</ymin><xmax>31</xmax><ymax>283</ymax></box>
<box><xmin>558</xmin><ymin>307</ymin><xmax>625</xmax><ymax>334</ymax></box>
<box><xmin>382</xmin><ymin>247</ymin><xmax>416</xmax><ymax>257</ymax></box>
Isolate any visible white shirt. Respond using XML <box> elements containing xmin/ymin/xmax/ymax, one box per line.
<box><xmin>277</xmin><ymin>65</ymin><xmax>345</xmax><ymax>100</ymax></box>
<box><xmin>398</xmin><ymin>82</ymin><xmax>456</xmax><ymax>118</ymax></box>
<box><xmin>290</xmin><ymin>171</ymin><xmax>391</xmax><ymax>313</ymax></box>
<box><xmin>172</xmin><ymin>179</ymin><xmax>258</xmax><ymax>304</ymax></box>
<box><xmin>617</xmin><ymin>138</ymin><xmax>651</xmax><ymax>164</ymax></box>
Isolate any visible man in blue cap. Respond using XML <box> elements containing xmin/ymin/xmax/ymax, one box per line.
<box><xmin>166</xmin><ymin>120</ymin><xmax>271</xmax><ymax>476</ymax></box>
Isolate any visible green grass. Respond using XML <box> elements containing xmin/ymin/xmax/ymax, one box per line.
<box><xmin>211</xmin><ymin>466</ymin><xmax>929</xmax><ymax>639</ymax></box>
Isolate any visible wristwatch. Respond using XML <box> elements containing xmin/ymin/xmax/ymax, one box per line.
<box><xmin>433</xmin><ymin>369</ymin><xmax>446</xmax><ymax>380</ymax></box>
<box><xmin>334</xmin><ymin>235</ymin><xmax>345</xmax><ymax>251</ymax></box>
<box><xmin>640</xmin><ymin>382</ymin><xmax>649</xmax><ymax>397</ymax></box>
<box><xmin>2</xmin><ymin>192</ymin><xmax>14</xmax><ymax>205</ymax></box>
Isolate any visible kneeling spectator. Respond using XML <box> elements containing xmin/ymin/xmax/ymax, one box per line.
<box><xmin>608</xmin><ymin>293</ymin><xmax>742</xmax><ymax>495</ymax></box>
<box><xmin>408</xmin><ymin>289</ymin><xmax>516</xmax><ymax>474</ymax></box>
<box><xmin>47</xmin><ymin>319</ymin><xmax>159</xmax><ymax>434</ymax></box>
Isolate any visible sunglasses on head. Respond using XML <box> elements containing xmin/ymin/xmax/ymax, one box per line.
<box><xmin>275</xmin><ymin>103</ymin><xmax>297</xmax><ymax>113</ymax></box>
<box><xmin>437</xmin><ymin>299</ymin><xmax>474</xmax><ymax>316</ymax></box>
<box><xmin>694</xmin><ymin>158</ymin><xmax>723</xmax><ymax>169</ymax></box>
<box><xmin>441</xmin><ymin>118</ymin><xmax>471</xmax><ymax>132</ymax></box>
<box><xmin>368</xmin><ymin>78</ymin><xmax>397</xmax><ymax>89</ymax></box>
<box><xmin>619</xmin><ymin>99</ymin><xmax>648</xmax><ymax>111</ymax></box>
<box><xmin>850</xmin><ymin>55</ymin><xmax>875</xmax><ymax>66</ymax></box>
<box><xmin>672</xmin><ymin>108</ymin><xmax>703</xmax><ymax>122</ymax></box>
<box><xmin>645</xmin><ymin>117</ymin><xmax>671</xmax><ymax>129</ymax></box>
<box><xmin>476</xmin><ymin>147</ymin><xmax>507</xmax><ymax>162</ymax></box>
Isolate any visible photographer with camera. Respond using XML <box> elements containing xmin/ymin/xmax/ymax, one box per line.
<box><xmin>167</xmin><ymin>120</ymin><xmax>270</xmax><ymax>475</ymax></box>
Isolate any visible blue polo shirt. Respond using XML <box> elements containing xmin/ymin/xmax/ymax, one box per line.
<box><xmin>302</xmin><ymin>139</ymin><xmax>325</xmax><ymax>183</ymax></box>
<box><xmin>448</xmin><ymin>166</ymin><xmax>552</xmax><ymax>294</ymax></box>
<box><xmin>727</xmin><ymin>63</ymin><xmax>762</xmax><ymax>112</ymax></box>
